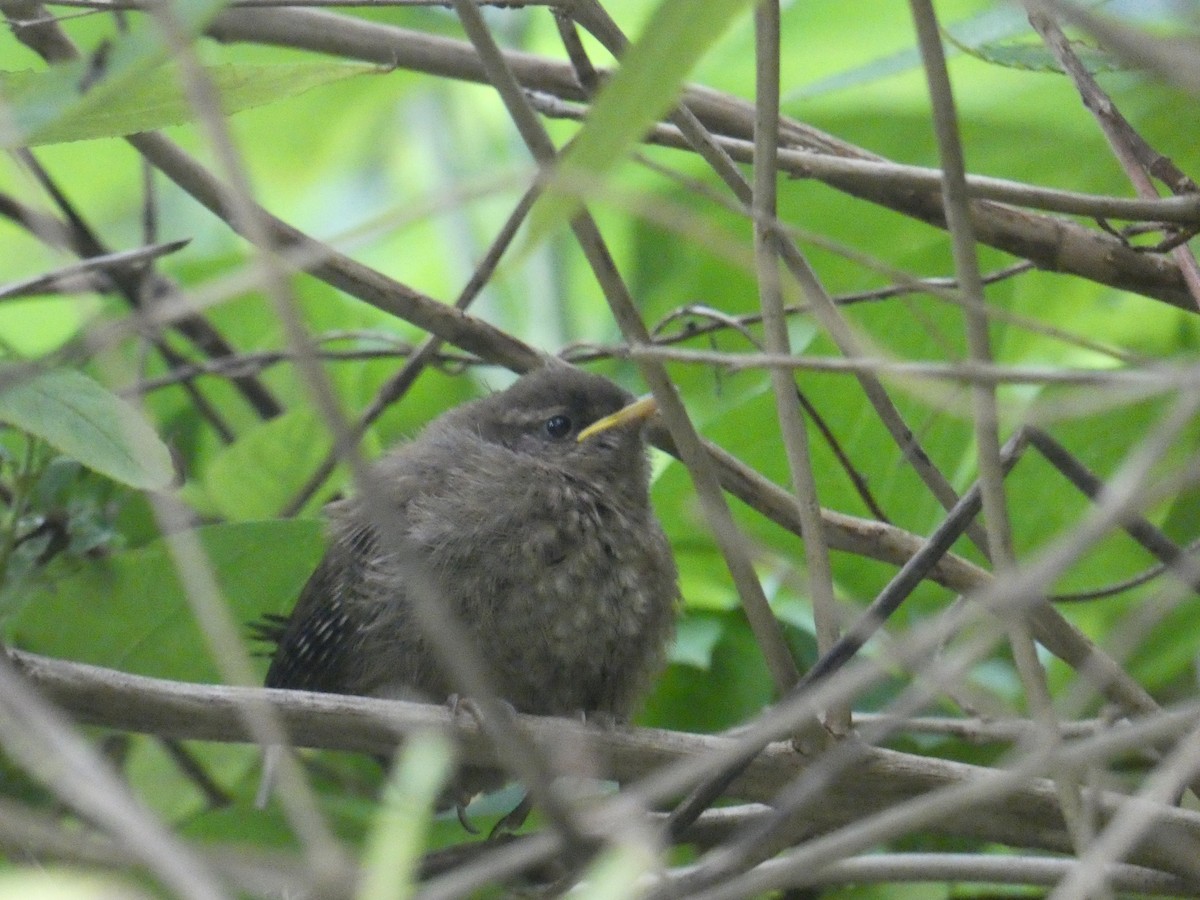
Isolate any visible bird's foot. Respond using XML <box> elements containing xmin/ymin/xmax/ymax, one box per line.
<box><xmin>445</xmin><ymin>695</ymin><xmax>520</xmax><ymax>835</ymax></box>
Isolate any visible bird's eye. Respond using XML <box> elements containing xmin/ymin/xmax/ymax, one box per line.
<box><xmin>544</xmin><ymin>414</ymin><xmax>573</xmax><ymax>439</ymax></box>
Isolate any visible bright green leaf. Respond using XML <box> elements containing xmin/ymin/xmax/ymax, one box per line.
<box><xmin>0</xmin><ymin>366</ymin><xmax>173</xmax><ymax>490</ymax></box>
<box><xmin>0</xmin><ymin>0</ymin><xmax>234</xmax><ymax>148</ymax></box>
<box><xmin>0</xmin><ymin>297</ymin><xmax>95</xmax><ymax>357</ymax></box>
<box><xmin>2</xmin><ymin>62</ymin><xmax>378</xmax><ymax>147</ymax></box>
<box><xmin>787</xmin><ymin>4</ymin><xmax>1029</xmax><ymax>101</ymax></box>
<box><xmin>944</xmin><ymin>32</ymin><xmax>1126</xmax><ymax>75</ymax></box>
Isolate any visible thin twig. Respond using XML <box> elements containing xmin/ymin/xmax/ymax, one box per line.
<box><xmin>751</xmin><ymin>0</ymin><xmax>841</xmax><ymax>730</ymax></box>
<box><xmin>664</xmin><ymin>430</ymin><xmax>1027</xmax><ymax>844</ymax></box>
<box><xmin>909</xmin><ymin>0</ymin><xmax>1090</xmax><ymax>861</ymax></box>
<box><xmin>0</xmin><ymin>240</ymin><xmax>190</xmax><ymax>301</ymax></box>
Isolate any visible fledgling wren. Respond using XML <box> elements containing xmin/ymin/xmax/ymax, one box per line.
<box><xmin>260</xmin><ymin>365</ymin><xmax>678</xmax><ymax>769</ymax></box>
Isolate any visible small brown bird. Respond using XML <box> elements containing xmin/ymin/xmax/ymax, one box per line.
<box><xmin>260</xmin><ymin>364</ymin><xmax>678</xmax><ymax>736</ymax></box>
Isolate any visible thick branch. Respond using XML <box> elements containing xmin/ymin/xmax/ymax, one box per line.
<box><xmin>13</xmin><ymin>648</ymin><xmax>1200</xmax><ymax>878</ymax></box>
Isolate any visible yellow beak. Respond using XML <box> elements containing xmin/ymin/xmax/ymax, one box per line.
<box><xmin>576</xmin><ymin>395</ymin><xmax>659</xmax><ymax>443</ymax></box>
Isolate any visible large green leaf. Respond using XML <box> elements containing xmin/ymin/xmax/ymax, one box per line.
<box><xmin>0</xmin><ymin>0</ymin><xmax>233</xmax><ymax>147</ymax></box>
<box><xmin>0</xmin><ymin>366</ymin><xmax>173</xmax><ymax>490</ymax></box>
<box><xmin>203</xmin><ymin>408</ymin><xmax>345</xmax><ymax>522</ymax></box>
<box><xmin>1</xmin><ymin>62</ymin><xmax>377</xmax><ymax>147</ymax></box>
<box><xmin>640</xmin><ymin>617</ymin><xmax>774</xmax><ymax>733</ymax></box>
<box><xmin>8</xmin><ymin>520</ymin><xmax>325</xmax><ymax>683</ymax></box>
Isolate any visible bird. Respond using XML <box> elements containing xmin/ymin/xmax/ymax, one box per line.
<box><xmin>257</xmin><ymin>364</ymin><xmax>678</xmax><ymax>799</ymax></box>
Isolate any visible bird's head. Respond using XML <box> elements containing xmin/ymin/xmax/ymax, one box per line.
<box><xmin>442</xmin><ymin>365</ymin><xmax>659</xmax><ymax>498</ymax></box>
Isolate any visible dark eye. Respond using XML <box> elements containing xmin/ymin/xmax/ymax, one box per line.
<box><xmin>544</xmin><ymin>414</ymin><xmax>573</xmax><ymax>439</ymax></box>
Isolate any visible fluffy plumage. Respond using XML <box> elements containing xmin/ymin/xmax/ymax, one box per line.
<box><xmin>262</xmin><ymin>365</ymin><xmax>678</xmax><ymax>724</ymax></box>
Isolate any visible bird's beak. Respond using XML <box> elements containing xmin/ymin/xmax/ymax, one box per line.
<box><xmin>577</xmin><ymin>395</ymin><xmax>658</xmax><ymax>443</ymax></box>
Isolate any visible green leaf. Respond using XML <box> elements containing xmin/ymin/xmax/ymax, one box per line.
<box><xmin>529</xmin><ymin>0</ymin><xmax>757</xmax><ymax>243</ymax></box>
<box><xmin>203</xmin><ymin>410</ymin><xmax>324</xmax><ymax>522</ymax></box>
<box><xmin>0</xmin><ymin>0</ymin><xmax>234</xmax><ymax>147</ymax></box>
<box><xmin>0</xmin><ymin>297</ymin><xmax>94</xmax><ymax>357</ymax></box>
<box><xmin>2</xmin><ymin>62</ymin><xmax>377</xmax><ymax>147</ymax></box>
<box><xmin>786</xmin><ymin>5</ymin><xmax>1030</xmax><ymax>101</ymax></box>
<box><xmin>944</xmin><ymin>31</ymin><xmax>1127</xmax><ymax>75</ymax></box>
<box><xmin>0</xmin><ymin>366</ymin><xmax>173</xmax><ymax>490</ymax></box>
<box><xmin>640</xmin><ymin>618</ymin><xmax>773</xmax><ymax>732</ymax></box>
<box><xmin>204</xmin><ymin>408</ymin><xmax>353</xmax><ymax>521</ymax></box>
<box><xmin>8</xmin><ymin>520</ymin><xmax>325</xmax><ymax>682</ymax></box>
<box><xmin>670</xmin><ymin>613</ymin><xmax>725</xmax><ymax>669</ymax></box>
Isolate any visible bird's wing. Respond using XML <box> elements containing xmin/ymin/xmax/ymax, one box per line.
<box><xmin>262</xmin><ymin>522</ymin><xmax>381</xmax><ymax>693</ymax></box>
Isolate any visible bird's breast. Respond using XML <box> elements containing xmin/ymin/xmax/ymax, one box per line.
<box><xmin>472</xmin><ymin>503</ymin><xmax>671</xmax><ymax>715</ymax></box>
<box><xmin>399</xmin><ymin>468</ymin><xmax>675</xmax><ymax>716</ymax></box>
